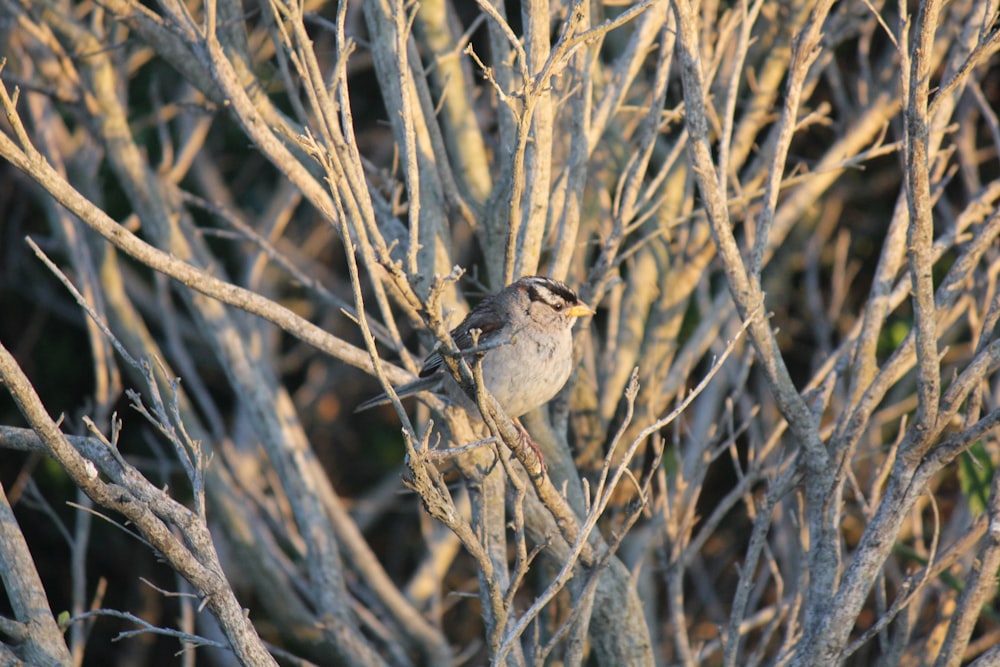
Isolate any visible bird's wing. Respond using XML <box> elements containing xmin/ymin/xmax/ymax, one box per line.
<box><xmin>418</xmin><ymin>296</ymin><xmax>506</xmax><ymax>378</ymax></box>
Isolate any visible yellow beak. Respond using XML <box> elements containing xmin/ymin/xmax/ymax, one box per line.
<box><xmin>566</xmin><ymin>303</ymin><xmax>595</xmax><ymax>318</ymax></box>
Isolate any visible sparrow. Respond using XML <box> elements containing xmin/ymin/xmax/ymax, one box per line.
<box><xmin>356</xmin><ymin>275</ymin><xmax>593</xmax><ymax>418</ymax></box>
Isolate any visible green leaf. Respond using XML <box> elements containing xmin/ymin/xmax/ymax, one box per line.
<box><xmin>958</xmin><ymin>441</ymin><xmax>994</xmax><ymax>517</ymax></box>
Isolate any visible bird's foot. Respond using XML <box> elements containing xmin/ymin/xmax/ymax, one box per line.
<box><xmin>513</xmin><ymin>418</ymin><xmax>547</xmax><ymax>476</ymax></box>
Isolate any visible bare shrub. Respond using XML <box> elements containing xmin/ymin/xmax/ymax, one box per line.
<box><xmin>1</xmin><ymin>1</ymin><xmax>999</xmax><ymax>665</ymax></box>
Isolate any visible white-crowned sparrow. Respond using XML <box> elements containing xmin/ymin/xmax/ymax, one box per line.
<box><xmin>356</xmin><ymin>276</ymin><xmax>593</xmax><ymax>418</ymax></box>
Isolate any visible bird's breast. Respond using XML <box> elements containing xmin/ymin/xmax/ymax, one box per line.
<box><xmin>479</xmin><ymin>329</ymin><xmax>573</xmax><ymax>417</ymax></box>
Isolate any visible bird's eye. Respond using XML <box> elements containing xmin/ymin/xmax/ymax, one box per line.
<box><xmin>553</xmin><ymin>303</ymin><xmax>564</xmax><ymax>311</ymax></box>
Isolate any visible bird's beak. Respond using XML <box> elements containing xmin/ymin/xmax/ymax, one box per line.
<box><xmin>566</xmin><ymin>303</ymin><xmax>595</xmax><ymax>318</ymax></box>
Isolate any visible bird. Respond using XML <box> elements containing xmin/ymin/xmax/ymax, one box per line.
<box><xmin>356</xmin><ymin>275</ymin><xmax>593</xmax><ymax>419</ymax></box>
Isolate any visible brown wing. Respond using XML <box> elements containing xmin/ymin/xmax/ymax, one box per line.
<box><xmin>418</xmin><ymin>294</ymin><xmax>507</xmax><ymax>378</ymax></box>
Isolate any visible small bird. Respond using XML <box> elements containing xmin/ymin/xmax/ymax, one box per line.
<box><xmin>356</xmin><ymin>275</ymin><xmax>593</xmax><ymax>418</ymax></box>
